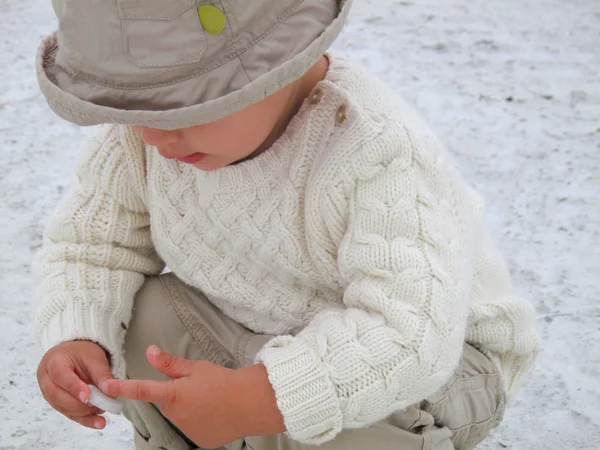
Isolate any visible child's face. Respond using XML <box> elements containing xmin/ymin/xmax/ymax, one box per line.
<box><xmin>132</xmin><ymin>80</ymin><xmax>299</xmax><ymax>171</ymax></box>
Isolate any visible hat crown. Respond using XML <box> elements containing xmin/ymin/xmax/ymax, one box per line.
<box><xmin>37</xmin><ymin>0</ymin><xmax>352</xmax><ymax>128</ymax></box>
<box><xmin>53</xmin><ymin>0</ymin><xmax>340</xmax><ymax>85</ymax></box>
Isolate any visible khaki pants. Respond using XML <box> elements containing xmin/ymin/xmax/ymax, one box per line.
<box><xmin>122</xmin><ymin>274</ymin><xmax>505</xmax><ymax>450</ymax></box>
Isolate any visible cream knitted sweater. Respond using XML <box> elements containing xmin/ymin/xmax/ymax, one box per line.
<box><xmin>34</xmin><ymin>55</ymin><xmax>539</xmax><ymax>444</ymax></box>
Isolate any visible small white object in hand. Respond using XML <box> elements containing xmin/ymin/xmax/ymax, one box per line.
<box><xmin>87</xmin><ymin>384</ymin><xmax>124</xmax><ymax>415</ymax></box>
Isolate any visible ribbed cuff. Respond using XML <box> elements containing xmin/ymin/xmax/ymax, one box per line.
<box><xmin>37</xmin><ymin>299</ymin><xmax>128</xmax><ymax>379</ymax></box>
<box><xmin>254</xmin><ymin>335</ymin><xmax>343</xmax><ymax>445</ymax></box>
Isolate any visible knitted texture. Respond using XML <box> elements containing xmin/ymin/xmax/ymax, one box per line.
<box><xmin>34</xmin><ymin>55</ymin><xmax>540</xmax><ymax>445</ymax></box>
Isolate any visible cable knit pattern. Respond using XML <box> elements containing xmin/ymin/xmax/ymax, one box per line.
<box><xmin>34</xmin><ymin>55</ymin><xmax>540</xmax><ymax>444</ymax></box>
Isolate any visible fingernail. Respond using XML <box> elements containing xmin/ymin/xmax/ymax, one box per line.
<box><xmin>149</xmin><ymin>345</ymin><xmax>161</xmax><ymax>357</ymax></box>
<box><xmin>78</xmin><ymin>392</ymin><xmax>87</xmax><ymax>404</ymax></box>
<box><xmin>100</xmin><ymin>381</ymin><xmax>109</xmax><ymax>394</ymax></box>
<box><xmin>94</xmin><ymin>420</ymin><xmax>103</xmax><ymax>429</ymax></box>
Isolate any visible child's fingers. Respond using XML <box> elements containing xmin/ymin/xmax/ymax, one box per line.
<box><xmin>102</xmin><ymin>378</ymin><xmax>174</xmax><ymax>405</ymax></box>
<box><xmin>48</xmin><ymin>382</ymin><xmax>105</xmax><ymax>416</ymax></box>
<box><xmin>48</xmin><ymin>359</ymin><xmax>90</xmax><ymax>404</ymax></box>
<box><xmin>145</xmin><ymin>345</ymin><xmax>193</xmax><ymax>379</ymax></box>
<box><xmin>70</xmin><ymin>413</ymin><xmax>107</xmax><ymax>430</ymax></box>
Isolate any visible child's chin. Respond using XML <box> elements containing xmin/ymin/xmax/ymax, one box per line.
<box><xmin>192</xmin><ymin>159</ymin><xmax>225</xmax><ymax>171</ymax></box>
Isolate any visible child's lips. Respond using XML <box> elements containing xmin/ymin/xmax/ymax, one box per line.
<box><xmin>175</xmin><ymin>152</ymin><xmax>206</xmax><ymax>164</ymax></box>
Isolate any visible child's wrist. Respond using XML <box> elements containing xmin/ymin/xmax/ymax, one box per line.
<box><xmin>227</xmin><ymin>363</ymin><xmax>286</xmax><ymax>437</ymax></box>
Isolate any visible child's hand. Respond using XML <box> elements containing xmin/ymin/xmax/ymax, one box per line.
<box><xmin>37</xmin><ymin>340</ymin><xmax>115</xmax><ymax>430</ymax></box>
<box><xmin>102</xmin><ymin>345</ymin><xmax>285</xmax><ymax>448</ymax></box>
<box><xmin>102</xmin><ymin>346</ymin><xmax>245</xmax><ymax>449</ymax></box>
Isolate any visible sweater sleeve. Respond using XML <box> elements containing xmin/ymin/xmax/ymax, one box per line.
<box><xmin>467</xmin><ymin>226</ymin><xmax>540</xmax><ymax>398</ymax></box>
<box><xmin>33</xmin><ymin>125</ymin><xmax>164</xmax><ymax>378</ymax></box>
<box><xmin>255</xmin><ymin>124</ymin><xmax>483</xmax><ymax>444</ymax></box>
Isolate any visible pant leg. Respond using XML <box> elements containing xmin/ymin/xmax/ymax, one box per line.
<box><xmin>122</xmin><ymin>274</ymin><xmax>273</xmax><ymax>450</ymax></box>
<box><xmin>245</xmin><ymin>343</ymin><xmax>505</xmax><ymax>450</ymax></box>
<box><xmin>420</xmin><ymin>344</ymin><xmax>506</xmax><ymax>450</ymax></box>
<box><xmin>123</xmin><ymin>274</ymin><xmax>505</xmax><ymax>450</ymax></box>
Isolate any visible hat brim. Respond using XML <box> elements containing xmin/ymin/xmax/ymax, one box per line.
<box><xmin>36</xmin><ymin>0</ymin><xmax>351</xmax><ymax>130</ymax></box>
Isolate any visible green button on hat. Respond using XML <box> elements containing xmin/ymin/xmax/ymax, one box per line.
<box><xmin>197</xmin><ymin>5</ymin><xmax>226</xmax><ymax>35</ymax></box>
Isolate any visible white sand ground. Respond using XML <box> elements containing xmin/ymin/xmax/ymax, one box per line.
<box><xmin>1</xmin><ymin>0</ymin><xmax>598</xmax><ymax>448</ymax></box>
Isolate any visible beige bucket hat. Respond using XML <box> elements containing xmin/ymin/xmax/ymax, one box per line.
<box><xmin>36</xmin><ymin>0</ymin><xmax>352</xmax><ymax>130</ymax></box>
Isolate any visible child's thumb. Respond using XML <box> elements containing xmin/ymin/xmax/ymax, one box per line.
<box><xmin>146</xmin><ymin>345</ymin><xmax>192</xmax><ymax>379</ymax></box>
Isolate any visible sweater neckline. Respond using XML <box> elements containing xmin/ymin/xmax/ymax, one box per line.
<box><xmin>178</xmin><ymin>53</ymin><xmax>348</xmax><ymax>195</ymax></box>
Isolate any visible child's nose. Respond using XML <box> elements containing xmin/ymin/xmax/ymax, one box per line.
<box><xmin>134</xmin><ymin>126</ymin><xmax>182</xmax><ymax>146</ymax></box>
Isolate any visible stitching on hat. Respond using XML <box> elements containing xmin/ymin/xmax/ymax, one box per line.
<box><xmin>46</xmin><ymin>38</ymin><xmax>334</xmax><ymax>124</ymax></box>
<box><xmin>218</xmin><ymin>0</ymin><xmax>244</xmax><ymax>59</ymax></box>
<box><xmin>121</xmin><ymin>9</ymin><xmax>190</xmax><ymax>20</ymax></box>
<box><xmin>59</xmin><ymin>54</ymin><xmax>234</xmax><ymax>90</ymax></box>
<box><xmin>238</xmin><ymin>56</ymin><xmax>252</xmax><ymax>84</ymax></box>
<box><xmin>126</xmin><ymin>56</ymin><xmax>207</xmax><ymax>69</ymax></box>
<box><xmin>48</xmin><ymin>47</ymin><xmax>336</xmax><ymax>126</ymax></box>
<box><xmin>218</xmin><ymin>0</ymin><xmax>238</xmax><ymax>35</ymax></box>
<box><xmin>118</xmin><ymin>0</ymin><xmax>192</xmax><ymax>20</ymax></box>
<box><xmin>230</xmin><ymin>0</ymin><xmax>305</xmax><ymax>54</ymax></box>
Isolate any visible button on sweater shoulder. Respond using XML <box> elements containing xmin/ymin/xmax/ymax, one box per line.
<box><xmin>34</xmin><ymin>54</ymin><xmax>540</xmax><ymax>445</ymax></box>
